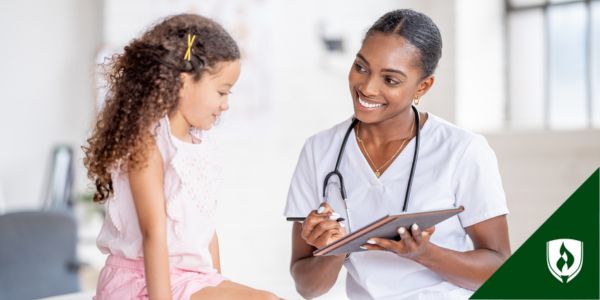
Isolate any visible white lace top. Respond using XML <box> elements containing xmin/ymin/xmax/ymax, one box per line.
<box><xmin>96</xmin><ymin>116</ymin><xmax>222</xmax><ymax>273</ymax></box>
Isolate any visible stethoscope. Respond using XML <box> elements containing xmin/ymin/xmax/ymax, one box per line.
<box><xmin>322</xmin><ymin>105</ymin><xmax>420</xmax><ymax>232</ymax></box>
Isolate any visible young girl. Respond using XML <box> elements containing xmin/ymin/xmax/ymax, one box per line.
<box><xmin>84</xmin><ymin>14</ymin><xmax>278</xmax><ymax>300</ymax></box>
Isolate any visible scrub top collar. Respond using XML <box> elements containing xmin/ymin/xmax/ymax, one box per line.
<box><xmin>346</xmin><ymin>114</ymin><xmax>431</xmax><ymax>186</ymax></box>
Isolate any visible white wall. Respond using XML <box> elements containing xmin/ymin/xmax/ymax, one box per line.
<box><xmin>455</xmin><ymin>0</ymin><xmax>505</xmax><ymax>131</ymax></box>
<box><xmin>0</xmin><ymin>0</ymin><xmax>101</xmax><ymax>211</ymax></box>
<box><xmin>486</xmin><ymin>131</ymin><xmax>600</xmax><ymax>250</ymax></box>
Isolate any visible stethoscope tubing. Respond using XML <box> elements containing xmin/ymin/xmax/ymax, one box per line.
<box><xmin>403</xmin><ymin>105</ymin><xmax>420</xmax><ymax>211</ymax></box>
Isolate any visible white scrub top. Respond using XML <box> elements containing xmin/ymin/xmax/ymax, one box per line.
<box><xmin>284</xmin><ymin>113</ymin><xmax>509</xmax><ymax>300</ymax></box>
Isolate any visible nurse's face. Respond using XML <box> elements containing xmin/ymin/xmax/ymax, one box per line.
<box><xmin>348</xmin><ymin>32</ymin><xmax>433</xmax><ymax>124</ymax></box>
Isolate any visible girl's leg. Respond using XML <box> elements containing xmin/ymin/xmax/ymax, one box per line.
<box><xmin>190</xmin><ymin>280</ymin><xmax>279</xmax><ymax>300</ymax></box>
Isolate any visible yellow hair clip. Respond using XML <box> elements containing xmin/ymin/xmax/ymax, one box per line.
<box><xmin>183</xmin><ymin>34</ymin><xmax>196</xmax><ymax>61</ymax></box>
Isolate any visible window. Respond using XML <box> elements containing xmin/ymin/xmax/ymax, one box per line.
<box><xmin>506</xmin><ymin>0</ymin><xmax>600</xmax><ymax>129</ymax></box>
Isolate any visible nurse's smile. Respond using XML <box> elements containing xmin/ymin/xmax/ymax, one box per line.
<box><xmin>357</xmin><ymin>95</ymin><xmax>386</xmax><ymax>110</ymax></box>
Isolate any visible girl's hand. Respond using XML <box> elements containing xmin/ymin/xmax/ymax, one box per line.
<box><xmin>360</xmin><ymin>224</ymin><xmax>436</xmax><ymax>259</ymax></box>
<box><xmin>300</xmin><ymin>203</ymin><xmax>347</xmax><ymax>249</ymax></box>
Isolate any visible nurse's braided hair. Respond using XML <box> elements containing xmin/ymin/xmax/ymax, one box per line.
<box><xmin>366</xmin><ymin>9</ymin><xmax>442</xmax><ymax>79</ymax></box>
<box><xmin>83</xmin><ymin>14</ymin><xmax>240</xmax><ymax>203</ymax></box>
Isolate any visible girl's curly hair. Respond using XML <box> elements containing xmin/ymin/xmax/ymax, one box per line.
<box><xmin>83</xmin><ymin>14</ymin><xmax>240</xmax><ymax>203</ymax></box>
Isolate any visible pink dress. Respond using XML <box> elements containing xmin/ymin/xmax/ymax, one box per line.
<box><xmin>94</xmin><ymin>117</ymin><xmax>225</xmax><ymax>300</ymax></box>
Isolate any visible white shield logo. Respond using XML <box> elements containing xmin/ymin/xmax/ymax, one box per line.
<box><xmin>546</xmin><ymin>239</ymin><xmax>584</xmax><ymax>283</ymax></box>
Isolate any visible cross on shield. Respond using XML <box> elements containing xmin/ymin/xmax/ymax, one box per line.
<box><xmin>546</xmin><ymin>239</ymin><xmax>584</xmax><ymax>283</ymax></box>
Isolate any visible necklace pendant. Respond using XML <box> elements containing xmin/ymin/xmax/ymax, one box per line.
<box><xmin>375</xmin><ymin>171</ymin><xmax>381</xmax><ymax>177</ymax></box>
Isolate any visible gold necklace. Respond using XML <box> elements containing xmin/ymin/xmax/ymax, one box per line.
<box><xmin>356</xmin><ymin>114</ymin><xmax>416</xmax><ymax>178</ymax></box>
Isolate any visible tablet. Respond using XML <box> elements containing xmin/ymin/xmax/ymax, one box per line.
<box><xmin>313</xmin><ymin>206</ymin><xmax>464</xmax><ymax>256</ymax></box>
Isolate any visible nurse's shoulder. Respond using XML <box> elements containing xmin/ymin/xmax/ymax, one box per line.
<box><xmin>303</xmin><ymin>117</ymin><xmax>354</xmax><ymax>155</ymax></box>
<box><xmin>427</xmin><ymin>113</ymin><xmax>496</xmax><ymax>162</ymax></box>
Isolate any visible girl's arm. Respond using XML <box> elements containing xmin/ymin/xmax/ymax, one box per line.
<box><xmin>129</xmin><ymin>142</ymin><xmax>172</xmax><ymax>300</ymax></box>
<box><xmin>209</xmin><ymin>232</ymin><xmax>221</xmax><ymax>273</ymax></box>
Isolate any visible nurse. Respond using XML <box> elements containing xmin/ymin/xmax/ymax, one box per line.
<box><xmin>284</xmin><ymin>9</ymin><xmax>510</xmax><ymax>300</ymax></box>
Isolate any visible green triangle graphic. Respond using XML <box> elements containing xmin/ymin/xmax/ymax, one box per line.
<box><xmin>471</xmin><ymin>169</ymin><xmax>599</xmax><ymax>299</ymax></box>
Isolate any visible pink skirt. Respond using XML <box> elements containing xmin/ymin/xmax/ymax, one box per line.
<box><xmin>94</xmin><ymin>255</ymin><xmax>226</xmax><ymax>300</ymax></box>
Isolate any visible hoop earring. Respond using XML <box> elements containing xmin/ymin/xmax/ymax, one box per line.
<box><xmin>413</xmin><ymin>96</ymin><xmax>420</xmax><ymax>105</ymax></box>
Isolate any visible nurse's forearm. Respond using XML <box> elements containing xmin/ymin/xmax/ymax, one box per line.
<box><xmin>413</xmin><ymin>243</ymin><xmax>507</xmax><ymax>291</ymax></box>
<box><xmin>291</xmin><ymin>254</ymin><xmax>346</xmax><ymax>298</ymax></box>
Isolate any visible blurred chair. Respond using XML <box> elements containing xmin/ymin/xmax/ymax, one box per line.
<box><xmin>41</xmin><ymin>145</ymin><xmax>75</xmax><ymax>211</ymax></box>
<box><xmin>0</xmin><ymin>211</ymin><xmax>80</xmax><ymax>299</ymax></box>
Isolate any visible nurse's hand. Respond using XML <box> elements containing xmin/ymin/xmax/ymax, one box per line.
<box><xmin>360</xmin><ymin>224</ymin><xmax>436</xmax><ymax>259</ymax></box>
<box><xmin>300</xmin><ymin>203</ymin><xmax>347</xmax><ymax>249</ymax></box>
